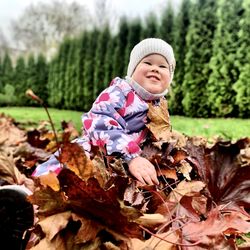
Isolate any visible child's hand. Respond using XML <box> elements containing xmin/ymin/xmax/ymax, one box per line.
<box><xmin>128</xmin><ymin>156</ymin><xmax>159</xmax><ymax>185</ymax></box>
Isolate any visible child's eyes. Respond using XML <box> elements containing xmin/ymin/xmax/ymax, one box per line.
<box><xmin>144</xmin><ymin>61</ymin><xmax>151</xmax><ymax>65</ymax></box>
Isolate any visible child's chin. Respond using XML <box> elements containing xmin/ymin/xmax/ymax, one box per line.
<box><xmin>147</xmin><ymin>88</ymin><xmax>162</xmax><ymax>94</ymax></box>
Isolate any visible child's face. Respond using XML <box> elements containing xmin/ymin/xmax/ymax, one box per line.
<box><xmin>131</xmin><ymin>54</ymin><xmax>171</xmax><ymax>94</ymax></box>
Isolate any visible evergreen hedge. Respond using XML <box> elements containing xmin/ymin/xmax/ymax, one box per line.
<box><xmin>0</xmin><ymin>0</ymin><xmax>249</xmax><ymax>118</ymax></box>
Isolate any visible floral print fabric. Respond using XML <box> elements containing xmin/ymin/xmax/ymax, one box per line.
<box><xmin>33</xmin><ymin>77</ymin><xmax>150</xmax><ymax>176</ymax></box>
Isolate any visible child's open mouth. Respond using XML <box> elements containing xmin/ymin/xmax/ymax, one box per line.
<box><xmin>147</xmin><ymin>75</ymin><xmax>160</xmax><ymax>81</ymax></box>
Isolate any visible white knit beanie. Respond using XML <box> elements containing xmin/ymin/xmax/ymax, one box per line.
<box><xmin>127</xmin><ymin>38</ymin><xmax>176</xmax><ymax>82</ymax></box>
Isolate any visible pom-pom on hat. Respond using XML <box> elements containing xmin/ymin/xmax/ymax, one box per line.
<box><xmin>127</xmin><ymin>38</ymin><xmax>176</xmax><ymax>81</ymax></box>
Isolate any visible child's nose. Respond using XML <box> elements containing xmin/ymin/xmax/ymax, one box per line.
<box><xmin>151</xmin><ymin>65</ymin><xmax>159</xmax><ymax>72</ymax></box>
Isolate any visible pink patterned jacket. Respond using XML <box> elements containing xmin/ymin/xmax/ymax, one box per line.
<box><xmin>33</xmin><ymin>77</ymin><xmax>159</xmax><ymax>176</ymax></box>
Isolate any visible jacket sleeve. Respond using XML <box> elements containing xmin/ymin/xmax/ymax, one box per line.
<box><xmin>33</xmin><ymin>82</ymin><xmax>142</xmax><ymax>177</ymax></box>
<box><xmin>82</xmin><ymin>84</ymin><xmax>141</xmax><ymax>162</ymax></box>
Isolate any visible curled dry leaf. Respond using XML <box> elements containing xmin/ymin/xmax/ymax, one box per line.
<box><xmin>135</xmin><ymin>213</ymin><xmax>166</xmax><ymax>227</ymax></box>
<box><xmin>167</xmin><ymin>180</ymin><xmax>206</xmax><ymax>203</ymax></box>
<box><xmin>1</xmin><ymin>113</ymin><xmax>249</xmax><ymax>249</ymax></box>
<box><xmin>29</xmin><ymin>233</ymin><xmax>67</xmax><ymax>250</ymax></box>
<box><xmin>146</xmin><ymin>99</ymin><xmax>171</xmax><ymax>141</ymax></box>
<box><xmin>57</xmin><ymin>142</ymin><xmax>95</xmax><ymax>181</ymax></box>
<box><xmin>0</xmin><ymin>151</ymin><xmax>23</xmax><ymax>184</ymax></box>
<box><xmin>0</xmin><ymin>113</ymin><xmax>26</xmax><ymax>146</ymax></box>
<box><xmin>130</xmin><ymin>230</ymin><xmax>178</xmax><ymax>250</ymax></box>
<box><xmin>38</xmin><ymin>211</ymin><xmax>72</xmax><ymax>241</ymax></box>
<box><xmin>57</xmin><ymin>168</ymin><xmax>143</xmax><ymax>239</ymax></box>
<box><xmin>71</xmin><ymin>213</ymin><xmax>103</xmax><ymax>244</ymax></box>
<box><xmin>182</xmin><ymin>207</ymin><xmax>250</xmax><ymax>248</ymax></box>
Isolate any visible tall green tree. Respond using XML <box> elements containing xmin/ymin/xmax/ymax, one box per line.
<box><xmin>103</xmin><ymin>36</ymin><xmax>115</xmax><ymax>86</ymax></box>
<box><xmin>74</xmin><ymin>33</ymin><xmax>89</xmax><ymax>110</ymax></box>
<box><xmin>0</xmin><ymin>57</ymin><xmax>2</xmax><ymax>90</ymax></box>
<box><xmin>1</xmin><ymin>53</ymin><xmax>13</xmax><ymax>89</ymax></box>
<box><xmin>168</xmin><ymin>0</ymin><xmax>191</xmax><ymax>115</ymax></box>
<box><xmin>0</xmin><ymin>53</ymin><xmax>15</xmax><ymax>105</ymax></box>
<box><xmin>14</xmin><ymin>56</ymin><xmax>27</xmax><ymax>105</ymax></box>
<box><xmin>93</xmin><ymin>26</ymin><xmax>111</xmax><ymax>100</ymax></box>
<box><xmin>36</xmin><ymin>53</ymin><xmax>48</xmax><ymax>103</ymax></box>
<box><xmin>142</xmin><ymin>13</ymin><xmax>159</xmax><ymax>39</ymax></box>
<box><xmin>48</xmin><ymin>38</ymin><xmax>71</xmax><ymax>107</ymax></box>
<box><xmin>83</xmin><ymin>29</ymin><xmax>99</xmax><ymax>110</ymax></box>
<box><xmin>64</xmin><ymin>39</ymin><xmax>78</xmax><ymax>109</ymax></box>
<box><xmin>232</xmin><ymin>0</ymin><xmax>250</xmax><ymax>117</ymax></box>
<box><xmin>182</xmin><ymin>0</ymin><xmax>218</xmax><ymax>117</ymax></box>
<box><xmin>112</xmin><ymin>18</ymin><xmax>129</xmax><ymax>78</ymax></box>
<box><xmin>26</xmin><ymin>54</ymin><xmax>38</xmax><ymax>106</ymax></box>
<box><xmin>207</xmin><ymin>0</ymin><xmax>243</xmax><ymax>117</ymax></box>
<box><xmin>125</xmin><ymin>19</ymin><xmax>143</xmax><ymax>69</ymax></box>
<box><xmin>158</xmin><ymin>1</ymin><xmax>175</xmax><ymax>44</ymax></box>
<box><xmin>47</xmin><ymin>58</ymin><xmax>57</xmax><ymax>107</ymax></box>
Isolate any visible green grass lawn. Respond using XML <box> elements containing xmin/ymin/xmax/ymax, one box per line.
<box><xmin>1</xmin><ymin>107</ymin><xmax>249</xmax><ymax>140</ymax></box>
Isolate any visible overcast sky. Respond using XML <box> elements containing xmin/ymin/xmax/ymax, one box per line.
<box><xmin>0</xmin><ymin>0</ymin><xmax>182</xmax><ymax>33</ymax></box>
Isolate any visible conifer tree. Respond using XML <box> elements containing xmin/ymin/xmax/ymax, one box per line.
<box><xmin>125</xmin><ymin>19</ymin><xmax>143</xmax><ymax>68</ymax></box>
<box><xmin>48</xmin><ymin>38</ymin><xmax>71</xmax><ymax>107</ymax></box>
<box><xmin>35</xmin><ymin>54</ymin><xmax>48</xmax><ymax>104</ymax></box>
<box><xmin>182</xmin><ymin>0</ymin><xmax>217</xmax><ymax>117</ymax></box>
<box><xmin>0</xmin><ymin>57</ymin><xmax>2</xmax><ymax>90</ymax></box>
<box><xmin>142</xmin><ymin>13</ymin><xmax>159</xmax><ymax>39</ymax></box>
<box><xmin>112</xmin><ymin>18</ymin><xmax>129</xmax><ymax>78</ymax></box>
<box><xmin>14</xmin><ymin>56</ymin><xmax>27</xmax><ymax>105</ymax></box>
<box><xmin>26</xmin><ymin>54</ymin><xmax>38</xmax><ymax>106</ymax></box>
<box><xmin>207</xmin><ymin>0</ymin><xmax>243</xmax><ymax>117</ymax></box>
<box><xmin>83</xmin><ymin>29</ymin><xmax>99</xmax><ymax>110</ymax></box>
<box><xmin>232</xmin><ymin>0</ymin><xmax>250</xmax><ymax>117</ymax></box>
<box><xmin>103</xmin><ymin>36</ymin><xmax>115</xmax><ymax>86</ymax></box>
<box><xmin>93</xmin><ymin>26</ymin><xmax>111</xmax><ymax>100</ymax></box>
<box><xmin>0</xmin><ymin>53</ymin><xmax>15</xmax><ymax>105</ymax></box>
<box><xmin>47</xmin><ymin>58</ymin><xmax>57</xmax><ymax>107</ymax></box>
<box><xmin>64</xmin><ymin>39</ymin><xmax>78</xmax><ymax>109</ymax></box>
<box><xmin>168</xmin><ymin>0</ymin><xmax>191</xmax><ymax>115</ymax></box>
<box><xmin>75</xmin><ymin>33</ymin><xmax>88</xmax><ymax>110</ymax></box>
<box><xmin>158</xmin><ymin>1</ymin><xmax>175</xmax><ymax>44</ymax></box>
<box><xmin>1</xmin><ymin>53</ymin><xmax>13</xmax><ymax>89</ymax></box>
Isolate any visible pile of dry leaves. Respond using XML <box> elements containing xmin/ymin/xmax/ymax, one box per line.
<box><xmin>0</xmin><ymin>100</ymin><xmax>249</xmax><ymax>250</ymax></box>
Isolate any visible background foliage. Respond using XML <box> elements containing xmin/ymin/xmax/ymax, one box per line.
<box><xmin>0</xmin><ymin>0</ymin><xmax>249</xmax><ymax>118</ymax></box>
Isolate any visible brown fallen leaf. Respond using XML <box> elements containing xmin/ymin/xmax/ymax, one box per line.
<box><xmin>38</xmin><ymin>172</ymin><xmax>60</xmax><ymax>191</ymax></box>
<box><xmin>135</xmin><ymin>213</ymin><xmax>166</xmax><ymax>227</ymax></box>
<box><xmin>146</xmin><ymin>99</ymin><xmax>171</xmax><ymax>141</ymax></box>
<box><xmin>182</xmin><ymin>207</ymin><xmax>250</xmax><ymax>247</ymax></box>
<box><xmin>0</xmin><ymin>113</ymin><xmax>27</xmax><ymax>146</ymax></box>
<box><xmin>30</xmin><ymin>233</ymin><xmax>67</xmax><ymax>250</ymax></box>
<box><xmin>167</xmin><ymin>180</ymin><xmax>206</xmax><ymax>203</ymax></box>
<box><xmin>0</xmin><ymin>151</ymin><xmax>23</xmax><ymax>185</ymax></box>
<box><xmin>130</xmin><ymin>231</ymin><xmax>178</xmax><ymax>250</ymax></box>
<box><xmin>158</xmin><ymin>168</ymin><xmax>178</xmax><ymax>180</ymax></box>
<box><xmin>71</xmin><ymin>213</ymin><xmax>103</xmax><ymax>244</ymax></box>
<box><xmin>38</xmin><ymin>211</ymin><xmax>72</xmax><ymax>241</ymax></box>
<box><xmin>28</xmin><ymin>185</ymin><xmax>67</xmax><ymax>216</ymax></box>
<box><xmin>57</xmin><ymin>142</ymin><xmax>95</xmax><ymax>181</ymax></box>
<box><xmin>57</xmin><ymin>168</ymin><xmax>143</xmax><ymax>239</ymax></box>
